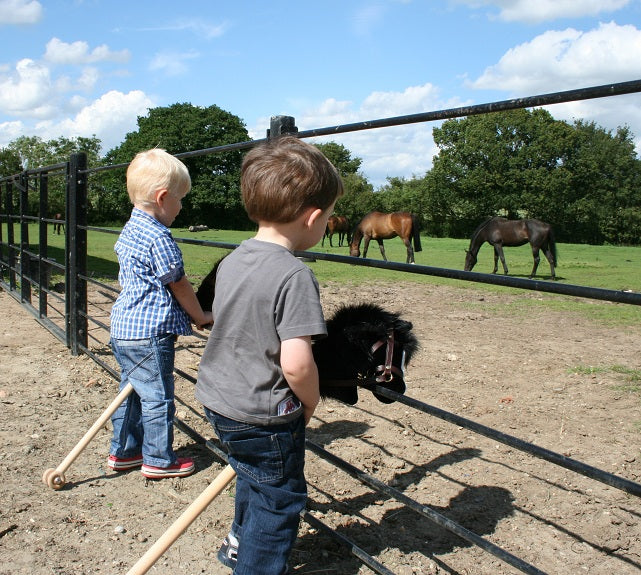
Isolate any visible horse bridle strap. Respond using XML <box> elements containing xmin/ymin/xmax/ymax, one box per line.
<box><xmin>320</xmin><ymin>329</ymin><xmax>401</xmax><ymax>388</ymax></box>
<box><xmin>371</xmin><ymin>329</ymin><xmax>398</xmax><ymax>383</ymax></box>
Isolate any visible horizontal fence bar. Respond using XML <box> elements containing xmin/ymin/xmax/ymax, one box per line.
<box><xmin>301</xmin><ymin>511</ymin><xmax>397</xmax><ymax>575</ymax></box>
<box><xmin>299</xmin><ymin>250</ymin><xmax>641</xmax><ymax>305</ymax></box>
<box><xmin>0</xmin><ymin>162</ymin><xmax>67</xmax><ymax>184</ymax></box>
<box><xmin>305</xmin><ymin>439</ymin><xmax>547</xmax><ymax>575</ymax></box>
<box><xmin>172</xmin><ymin>364</ymin><xmax>545</xmax><ymax>573</ymax></box>
<box><xmin>86</xmin><ymin>229</ymin><xmax>639</xmax><ymax>305</ymax></box>
<box><xmin>297</xmin><ymin>80</ymin><xmax>641</xmax><ymax>139</ymax></box>
<box><xmin>363</xmin><ymin>385</ymin><xmax>641</xmax><ymax>497</ymax></box>
<box><xmin>170</xmin><ymin>416</ymin><xmax>402</xmax><ymax>575</ymax></box>
<box><xmin>61</xmin><ymin>79</ymin><xmax>641</xmax><ymax>183</ymax></box>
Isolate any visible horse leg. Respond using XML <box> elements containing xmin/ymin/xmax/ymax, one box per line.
<box><xmin>362</xmin><ymin>236</ymin><xmax>371</xmax><ymax>258</ymax></box>
<box><xmin>376</xmin><ymin>239</ymin><xmax>387</xmax><ymax>261</ymax></box>
<box><xmin>530</xmin><ymin>247</ymin><xmax>541</xmax><ymax>278</ymax></box>
<box><xmin>404</xmin><ymin>239</ymin><xmax>415</xmax><ymax>264</ymax></box>
<box><xmin>495</xmin><ymin>245</ymin><xmax>508</xmax><ymax>274</ymax></box>
<box><xmin>329</xmin><ymin>233</ymin><xmax>334</xmax><ymax>248</ymax></box>
<box><xmin>544</xmin><ymin>249</ymin><xmax>556</xmax><ymax>280</ymax></box>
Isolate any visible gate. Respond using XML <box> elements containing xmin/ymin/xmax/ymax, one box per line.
<box><xmin>2</xmin><ymin>79</ymin><xmax>641</xmax><ymax>574</ymax></box>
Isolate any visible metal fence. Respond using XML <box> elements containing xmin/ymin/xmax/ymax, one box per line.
<box><xmin>2</xmin><ymin>78</ymin><xmax>641</xmax><ymax>574</ymax></box>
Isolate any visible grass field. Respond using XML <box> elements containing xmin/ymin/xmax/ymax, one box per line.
<box><xmin>4</xmin><ymin>223</ymin><xmax>641</xmax><ymax>324</ymax></box>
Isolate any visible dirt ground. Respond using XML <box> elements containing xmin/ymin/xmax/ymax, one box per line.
<box><xmin>0</xmin><ymin>280</ymin><xmax>640</xmax><ymax>575</ymax></box>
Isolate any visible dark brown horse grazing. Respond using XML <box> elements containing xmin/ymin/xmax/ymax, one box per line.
<box><xmin>53</xmin><ymin>213</ymin><xmax>65</xmax><ymax>235</ymax></box>
<box><xmin>349</xmin><ymin>211</ymin><xmax>422</xmax><ymax>264</ymax></box>
<box><xmin>322</xmin><ymin>215</ymin><xmax>350</xmax><ymax>247</ymax></box>
<box><xmin>195</xmin><ymin>260</ymin><xmax>419</xmax><ymax>405</ymax></box>
<box><xmin>464</xmin><ymin>217</ymin><xmax>557</xmax><ymax>279</ymax></box>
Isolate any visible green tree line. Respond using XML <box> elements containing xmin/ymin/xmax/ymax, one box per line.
<box><xmin>2</xmin><ymin>104</ymin><xmax>640</xmax><ymax>244</ymax></box>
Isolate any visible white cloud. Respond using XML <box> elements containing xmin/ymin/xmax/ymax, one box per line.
<box><xmin>134</xmin><ymin>19</ymin><xmax>228</xmax><ymax>39</ymax></box>
<box><xmin>352</xmin><ymin>5</ymin><xmax>386</xmax><ymax>35</ymax></box>
<box><xmin>0</xmin><ymin>57</ymin><xmax>104</xmax><ymax>119</ymax></box>
<box><xmin>453</xmin><ymin>0</ymin><xmax>631</xmax><ymax>23</ymax></box>
<box><xmin>469</xmin><ymin>21</ymin><xmax>641</xmax><ymax>159</ymax></box>
<box><xmin>76</xmin><ymin>67</ymin><xmax>100</xmax><ymax>91</ymax></box>
<box><xmin>35</xmin><ymin>90</ymin><xmax>154</xmax><ymax>152</ymax></box>
<box><xmin>149</xmin><ymin>50</ymin><xmax>200</xmax><ymax>76</ymax></box>
<box><xmin>255</xmin><ymin>83</ymin><xmax>466</xmax><ymax>187</ymax></box>
<box><xmin>44</xmin><ymin>37</ymin><xmax>130</xmax><ymax>65</ymax></box>
<box><xmin>0</xmin><ymin>58</ymin><xmax>52</xmax><ymax>113</ymax></box>
<box><xmin>0</xmin><ymin>0</ymin><xmax>42</xmax><ymax>25</ymax></box>
<box><xmin>0</xmin><ymin>119</ymin><xmax>24</xmax><ymax>144</ymax></box>
<box><xmin>470</xmin><ymin>22</ymin><xmax>641</xmax><ymax>93</ymax></box>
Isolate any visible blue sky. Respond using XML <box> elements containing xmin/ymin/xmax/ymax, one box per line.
<box><xmin>1</xmin><ymin>0</ymin><xmax>641</xmax><ymax>186</ymax></box>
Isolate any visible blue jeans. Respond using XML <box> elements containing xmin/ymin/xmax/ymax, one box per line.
<box><xmin>204</xmin><ymin>408</ymin><xmax>307</xmax><ymax>575</ymax></box>
<box><xmin>110</xmin><ymin>334</ymin><xmax>177</xmax><ymax>468</ymax></box>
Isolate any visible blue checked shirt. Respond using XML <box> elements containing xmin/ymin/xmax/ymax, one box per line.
<box><xmin>110</xmin><ymin>208</ymin><xmax>192</xmax><ymax>339</ymax></box>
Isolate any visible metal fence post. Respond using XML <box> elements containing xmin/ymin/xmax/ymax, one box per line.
<box><xmin>3</xmin><ymin>182</ymin><xmax>16</xmax><ymax>290</ymax></box>
<box><xmin>19</xmin><ymin>172</ymin><xmax>30</xmax><ymax>304</ymax></box>
<box><xmin>267</xmin><ymin>115</ymin><xmax>298</xmax><ymax>139</ymax></box>
<box><xmin>66</xmin><ymin>152</ymin><xmax>88</xmax><ymax>355</ymax></box>
<box><xmin>38</xmin><ymin>172</ymin><xmax>49</xmax><ymax>318</ymax></box>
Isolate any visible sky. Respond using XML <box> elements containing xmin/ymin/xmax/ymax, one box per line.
<box><xmin>1</xmin><ymin>0</ymin><xmax>641</xmax><ymax>187</ymax></box>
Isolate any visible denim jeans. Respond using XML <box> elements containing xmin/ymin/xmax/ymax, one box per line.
<box><xmin>110</xmin><ymin>334</ymin><xmax>177</xmax><ymax>468</ymax></box>
<box><xmin>204</xmin><ymin>408</ymin><xmax>307</xmax><ymax>575</ymax></box>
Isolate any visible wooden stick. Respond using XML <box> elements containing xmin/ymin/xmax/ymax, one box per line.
<box><xmin>42</xmin><ymin>383</ymin><xmax>134</xmax><ymax>490</ymax></box>
<box><xmin>126</xmin><ymin>464</ymin><xmax>237</xmax><ymax>575</ymax></box>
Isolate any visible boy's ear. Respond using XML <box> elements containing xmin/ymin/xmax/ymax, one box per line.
<box><xmin>305</xmin><ymin>207</ymin><xmax>323</xmax><ymax>228</ymax></box>
<box><xmin>155</xmin><ymin>188</ymin><xmax>168</xmax><ymax>205</ymax></box>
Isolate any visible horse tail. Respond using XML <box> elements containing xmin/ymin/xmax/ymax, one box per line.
<box><xmin>411</xmin><ymin>214</ymin><xmax>422</xmax><ymax>252</ymax></box>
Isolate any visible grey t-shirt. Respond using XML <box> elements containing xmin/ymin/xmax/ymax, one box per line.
<box><xmin>195</xmin><ymin>238</ymin><xmax>327</xmax><ymax>425</ymax></box>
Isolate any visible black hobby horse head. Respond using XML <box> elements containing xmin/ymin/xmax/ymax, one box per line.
<box><xmin>196</xmin><ymin>261</ymin><xmax>419</xmax><ymax>405</ymax></box>
<box><xmin>312</xmin><ymin>302</ymin><xmax>418</xmax><ymax>404</ymax></box>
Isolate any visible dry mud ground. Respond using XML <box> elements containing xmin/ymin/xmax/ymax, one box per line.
<box><xmin>0</xmin><ymin>281</ymin><xmax>640</xmax><ymax>575</ymax></box>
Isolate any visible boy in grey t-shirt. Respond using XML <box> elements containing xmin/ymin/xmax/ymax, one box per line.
<box><xmin>196</xmin><ymin>136</ymin><xmax>343</xmax><ymax>575</ymax></box>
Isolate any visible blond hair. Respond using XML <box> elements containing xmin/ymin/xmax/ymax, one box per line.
<box><xmin>126</xmin><ymin>148</ymin><xmax>191</xmax><ymax>206</ymax></box>
<box><xmin>241</xmin><ymin>136</ymin><xmax>343</xmax><ymax>223</ymax></box>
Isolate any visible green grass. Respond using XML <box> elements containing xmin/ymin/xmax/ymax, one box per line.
<box><xmin>570</xmin><ymin>365</ymin><xmax>641</xmax><ymax>396</ymax></box>
<box><xmin>4</xmin><ymin>223</ymin><xmax>641</xmax><ymax>325</ymax></box>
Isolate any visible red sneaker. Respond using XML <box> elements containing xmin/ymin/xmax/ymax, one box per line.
<box><xmin>141</xmin><ymin>457</ymin><xmax>195</xmax><ymax>479</ymax></box>
<box><xmin>107</xmin><ymin>454</ymin><xmax>143</xmax><ymax>471</ymax></box>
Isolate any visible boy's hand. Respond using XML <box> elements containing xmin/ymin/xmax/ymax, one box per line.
<box><xmin>195</xmin><ymin>311</ymin><xmax>213</xmax><ymax>330</ymax></box>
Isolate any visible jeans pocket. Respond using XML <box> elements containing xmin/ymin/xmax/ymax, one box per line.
<box><xmin>111</xmin><ymin>336</ymin><xmax>175</xmax><ymax>389</ymax></box>
<box><xmin>226</xmin><ymin>434</ymin><xmax>284</xmax><ymax>483</ymax></box>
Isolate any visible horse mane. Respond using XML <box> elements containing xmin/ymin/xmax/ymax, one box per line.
<box><xmin>195</xmin><ymin>258</ymin><xmax>223</xmax><ymax>312</ymax></box>
<box><xmin>470</xmin><ymin>216</ymin><xmax>497</xmax><ymax>241</ymax></box>
<box><xmin>350</xmin><ymin>222</ymin><xmax>363</xmax><ymax>244</ymax></box>
<box><xmin>323</xmin><ymin>302</ymin><xmax>419</xmax><ymax>361</ymax></box>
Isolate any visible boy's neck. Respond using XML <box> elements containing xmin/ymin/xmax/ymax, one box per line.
<box><xmin>254</xmin><ymin>224</ymin><xmax>297</xmax><ymax>251</ymax></box>
<box><xmin>134</xmin><ymin>203</ymin><xmax>160</xmax><ymax>221</ymax></box>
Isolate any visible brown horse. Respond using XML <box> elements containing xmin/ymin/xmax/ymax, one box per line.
<box><xmin>53</xmin><ymin>213</ymin><xmax>65</xmax><ymax>235</ymax></box>
<box><xmin>349</xmin><ymin>211</ymin><xmax>422</xmax><ymax>264</ymax></box>
<box><xmin>322</xmin><ymin>215</ymin><xmax>350</xmax><ymax>247</ymax></box>
<box><xmin>463</xmin><ymin>217</ymin><xmax>557</xmax><ymax>279</ymax></box>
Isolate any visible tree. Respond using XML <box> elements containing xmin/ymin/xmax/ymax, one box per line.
<box><xmin>2</xmin><ymin>135</ymin><xmax>102</xmax><ymax>215</ymax></box>
<box><xmin>563</xmin><ymin>122</ymin><xmax>641</xmax><ymax>244</ymax></box>
<box><xmin>99</xmin><ymin>103</ymin><xmax>250</xmax><ymax>227</ymax></box>
<box><xmin>314</xmin><ymin>142</ymin><xmax>375</xmax><ymax>227</ymax></box>
<box><xmin>0</xmin><ymin>147</ymin><xmax>22</xmax><ymax>178</ymax></box>
<box><xmin>428</xmin><ymin>109</ymin><xmax>641</xmax><ymax>243</ymax></box>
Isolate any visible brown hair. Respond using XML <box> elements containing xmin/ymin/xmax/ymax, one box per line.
<box><xmin>241</xmin><ymin>136</ymin><xmax>343</xmax><ymax>223</ymax></box>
